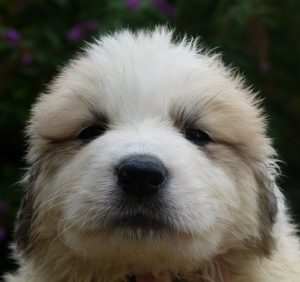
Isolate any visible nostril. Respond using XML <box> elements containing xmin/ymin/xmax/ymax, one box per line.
<box><xmin>118</xmin><ymin>168</ymin><xmax>137</xmax><ymax>186</ymax></box>
<box><xmin>147</xmin><ymin>171</ymin><xmax>165</xmax><ymax>186</ymax></box>
<box><xmin>116</xmin><ymin>154</ymin><xmax>167</xmax><ymax>199</ymax></box>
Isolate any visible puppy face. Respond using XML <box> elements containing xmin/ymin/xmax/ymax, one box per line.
<box><xmin>16</xmin><ymin>29</ymin><xmax>277</xmax><ymax>274</ymax></box>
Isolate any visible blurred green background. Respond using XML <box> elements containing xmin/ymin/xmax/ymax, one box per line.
<box><xmin>0</xmin><ymin>0</ymin><xmax>299</xmax><ymax>276</ymax></box>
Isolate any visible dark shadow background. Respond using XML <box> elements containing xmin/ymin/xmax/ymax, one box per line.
<box><xmin>1</xmin><ymin>0</ymin><xmax>300</xmax><ymax>277</ymax></box>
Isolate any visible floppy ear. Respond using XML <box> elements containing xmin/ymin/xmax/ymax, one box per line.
<box><xmin>14</xmin><ymin>164</ymin><xmax>39</xmax><ymax>255</ymax></box>
<box><xmin>252</xmin><ymin>158</ymin><xmax>278</xmax><ymax>256</ymax></box>
<box><xmin>259</xmin><ymin>158</ymin><xmax>279</xmax><ymax>223</ymax></box>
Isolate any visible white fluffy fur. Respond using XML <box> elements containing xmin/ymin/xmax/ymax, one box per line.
<box><xmin>4</xmin><ymin>28</ymin><xmax>300</xmax><ymax>282</ymax></box>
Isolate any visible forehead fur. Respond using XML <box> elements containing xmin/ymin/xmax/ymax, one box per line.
<box><xmin>29</xmin><ymin>27</ymin><xmax>274</xmax><ymax>161</ymax></box>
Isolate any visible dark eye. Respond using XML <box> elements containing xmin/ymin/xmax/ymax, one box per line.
<box><xmin>184</xmin><ymin>128</ymin><xmax>212</xmax><ymax>146</ymax></box>
<box><xmin>78</xmin><ymin>125</ymin><xmax>106</xmax><ymax>140</ymax></box>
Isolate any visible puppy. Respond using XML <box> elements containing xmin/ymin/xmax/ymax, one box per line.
<box><xmin>4</xmin><ymin>28</ymin><xmax>300</xmax><ymax>282</ymax></box>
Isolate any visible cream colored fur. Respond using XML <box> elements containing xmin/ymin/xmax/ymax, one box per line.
<box><xmin>4</xmin><ymin>28</ymin><xmax>300</xmax><ymax>282</ymax></box>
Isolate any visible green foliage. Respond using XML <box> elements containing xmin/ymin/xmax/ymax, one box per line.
<box><xmin>0</xmin><ymin>0</ymin><xmax>300</xmax><ymax>273</ymax></box>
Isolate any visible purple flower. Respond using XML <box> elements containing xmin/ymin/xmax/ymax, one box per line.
<box><xmin>84</xmin><ymin>20</ymin><xmax>99</xmax><ymax>31</ymax></box>
<box><xmin>151</xmin><ymin>0</ymin><xmax>175</xmax><ymax>18</ymax></box>
<box><xmin>21</xmin><ymin>53</ymin><xmax>33</xmax><ymax>65</ymax></box>
<box><xmin>2</xmin><ymin>28</ymin><xmax>21</xmax><ymax>45</ymax></box>
<box><xmin>0</xmin><ymin>226</ymin><xmax>6</xmax><ymax>241</ymax></box>
<box><xmin>67</xmin><ymin>20</ymin><xmax>100</xmax><ymax>42</ymax></box>
<box><xmin>125</xmin><ymin>0</ymin><xmax>140</xmax><ymax>9</ymax></box>
<box><xmin>67</xmin><ymin>24</ymin><xmax>84</xmax><ymax>41</ymax></box>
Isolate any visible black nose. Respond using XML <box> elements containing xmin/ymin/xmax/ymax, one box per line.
<box><xmin>116</xmin><ymin>154</ymin><xmax>167</xmax><ymax>200</ymax></box>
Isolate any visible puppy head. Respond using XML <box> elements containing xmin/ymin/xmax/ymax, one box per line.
<box><xmin>16</xmin><ymin>28</ymin><xmax>278</xmax><ymax>274</ymax></box>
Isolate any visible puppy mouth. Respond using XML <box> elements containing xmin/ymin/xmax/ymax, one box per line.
<box><xmin>128</xmin><ymin>272</ymin><xmax>172</xmax><ymax>282</ymax></box>
<box><xmin>107</xmin><ymin>197</ymin><xmax>174</xmax><ymax>235</ymax></box>
<box><xmin>113</xmin><ymin>213</ymin><xmax>167</xmax><ymax>231</ymax></box>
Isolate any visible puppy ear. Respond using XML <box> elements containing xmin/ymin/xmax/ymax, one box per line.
<box><xmin>14</xmin><ymin>164</ymin><xmax>38</xmax><ymax>255</ymax></box>
<box><xmin>258</xmin><ymin>158</ymin><xmax>279</xmax><ymax>223</ymax></box>
<box><xmin>253</xmin><ymin>158</ymin><xmax>279</xmax><ymax>255</ymax></box>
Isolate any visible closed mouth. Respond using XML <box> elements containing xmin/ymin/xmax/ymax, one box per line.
<box><xmin>127</xmin><ymin>273</ymin><xmax>185</xmax><ymax>282</ymax></box>
<box><xmin>106</xmin><ymin>195</ymin><xmax>173</xmax><ymax>234</ymax></box>
<box><xmin>114</xmin><ymin>214</ymin><xmax>167</xmax><ymax>231</ymax></box>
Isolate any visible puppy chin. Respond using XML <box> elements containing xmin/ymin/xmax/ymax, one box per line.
<box><xmin>62</xmin><ymin>224</ymin><xmax>221</xmax><ymax>274</ymax></box>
